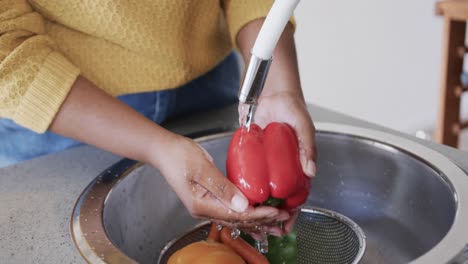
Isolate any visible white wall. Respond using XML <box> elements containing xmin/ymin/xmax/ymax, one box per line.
<box><xmin>295</xmin><ymin>0</ymin><xmax>468</xmax><ymax>136</ymax></box>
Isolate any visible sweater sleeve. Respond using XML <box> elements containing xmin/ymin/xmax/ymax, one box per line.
<box><xmin>0</xmin><ymin>0</ymin><xmax>80</xmax><ymax>133</ymax></box>
<box><xmin>221</xmin><ymin>0</ymin><xmax>296</xmax><ymax>49</ymax></box>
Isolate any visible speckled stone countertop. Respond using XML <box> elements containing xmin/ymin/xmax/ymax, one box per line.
<box><xmin>1</xmin><ymin>105</ymin><xmax>467</xmax><ymax>263</ymax></box>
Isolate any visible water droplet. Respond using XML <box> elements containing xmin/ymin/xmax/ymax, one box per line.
<box><xmin>230</xmin><ymin>228</ymin><xmax>241</xmax><ymax>239</ymax></box>
<box><xmin>255</xmin><ymin>230</ymin><xmax>269</xmax><ymax>254</ymax></box>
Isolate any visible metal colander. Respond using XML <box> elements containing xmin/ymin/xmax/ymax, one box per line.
<box><xmin>157</xmin><ymin>207</ymin><xmax>366</xmax><ymax>264</ymax></box>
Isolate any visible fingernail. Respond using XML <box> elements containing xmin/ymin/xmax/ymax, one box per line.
<box><xmin>231</xmin><ymin>194</ymin><xmax>248</xmax><ymax>212</ymax></box>
<box><xmin>305</xmin><ymin>160</ymin><xmax>316</xmax><ymax>177</ymax></box>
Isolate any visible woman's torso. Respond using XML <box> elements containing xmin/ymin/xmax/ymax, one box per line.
<box><xmin>29</xmin><ymin>0</ymin><xmax>233</xmax><ymax>95</ymax></box>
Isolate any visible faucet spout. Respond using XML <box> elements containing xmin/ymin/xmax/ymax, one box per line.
<box><xmin>238</xmin><ymin>54</ymin><xmax>272</xmax><ymax>105</ymax></box>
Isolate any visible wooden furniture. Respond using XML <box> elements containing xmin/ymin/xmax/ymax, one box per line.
<box><xmin>435</xmin><ymin>0</ymin><xmax>468</xmax><ymax>148</ymax></box>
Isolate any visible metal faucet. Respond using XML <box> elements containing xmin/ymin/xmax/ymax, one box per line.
<box><xmin>238</xmin><ymin>55</ymin><xmax>272</xmax><ymax>105</ymax></box>
<box><xmin>237</xmin><ymin>0</ymin><xmax>301</xmax><ymax>106</ymax></box>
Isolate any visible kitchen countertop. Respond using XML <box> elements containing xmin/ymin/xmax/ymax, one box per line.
<box><xmin>1</xmin><ymin>104</ymin><xmax>467</xmax><ymax>264</ymax></box>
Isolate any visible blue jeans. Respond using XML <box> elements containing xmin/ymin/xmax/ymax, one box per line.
<box><xmin>0</xmin><ymin>53</ymin><xmax>240</xmax><ymax>168</ymax></box>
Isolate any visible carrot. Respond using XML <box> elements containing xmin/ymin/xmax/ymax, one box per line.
<box><xmin>220</xmin><ymin>227</ymin><xmax>269</xmax><ymax>264</ymax></box>
<box><xmin>207</xmin><ymin>223</ymin><xmax>220</xmax><ymax>242</ymax></box>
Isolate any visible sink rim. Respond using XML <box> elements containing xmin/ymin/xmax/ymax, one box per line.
<box><xmin>70</xmin><ymin>122</ymin><xmax>468</xmax><ymax>264</ymax></box>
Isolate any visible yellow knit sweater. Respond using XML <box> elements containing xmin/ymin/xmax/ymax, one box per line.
<box><xmin>0</xmin><ymin>0</ymin><xmax>279</xmax><ymax>133</ymax></box>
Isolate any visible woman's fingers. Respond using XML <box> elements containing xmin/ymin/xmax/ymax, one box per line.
<box><xmin>294</xmin><ymin>113</ymin><xmax>317</xmax><ymax>178</ymax></box>
<box><xmin>283</xmin><ymin>209</ymin><xmax>299</xmax><ymax>234</ymax></box>
<box><xmin>193</xmin><ymin>158</ymin><xmax>249</xmax><ymax>213</ymax></box>
<box><xmin>191</xmin><ymin>185</ymin><xmax>291</xmax><ymax>229</ymax></box>
<box><xmin>255</xmin><ymin>94</ymin><xmax>317</xmax><ymax>178</ymax></box>
<box><xmin>212</xmin><ymin>210</ymin><xmax>290</xmax><ymax>230</ymax></box>
<box><xmin>193</xmin><ymin>191</ymin><xmax>281</xmax><ymax>222</ymax></box>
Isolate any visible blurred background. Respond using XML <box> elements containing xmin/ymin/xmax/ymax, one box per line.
<box><xmin>294</xmin><ymin>0</ymin><xmax>468</xmax><ymax>150</ymax></box>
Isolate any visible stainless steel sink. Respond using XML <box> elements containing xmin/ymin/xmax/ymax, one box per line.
<box><xmin>71</xmin><ymin>123</ymin><xmax>468</xmax><ymax>264</ymax></box>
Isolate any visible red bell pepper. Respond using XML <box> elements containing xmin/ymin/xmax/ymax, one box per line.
<box><xmin>226</xmin><ymin>122</ymin><xmax>310</xmax><ymax>210</ymax></box>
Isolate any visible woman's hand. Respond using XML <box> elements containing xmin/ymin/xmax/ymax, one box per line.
<box><xmin>255</xmin><ymin>92</ymin><xmax>317</xmax><ymax>179</ymax></box>
<box><xmin>237</xmin><ymin>18</ymin><xmax>317</xmax><ymax>236</ymax></box>
<box><xmin>153</xmin><ymin>134</ymin><xmax>290</xmax><ymax>229</ymax></box>
<box><xmin>254</xmin><ymin>91</ymin><xmax>316</xmax><ymax>236</ymax></box>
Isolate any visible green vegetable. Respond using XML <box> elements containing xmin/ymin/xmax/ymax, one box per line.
<box><xmin>240</xmin><ymin>229</ymin><xmax>298</xmax><ymax>264</ymax></box>
<box><xmin>266</xmin><ymin>230</ymin><xmax>298</xmax><ymax>264</ymax></box>
<box><xmin>263</xmin><ymin>197</ymin><xmax>284</xmax><ymax>207</ymax></box>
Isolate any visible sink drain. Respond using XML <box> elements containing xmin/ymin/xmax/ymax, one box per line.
<box><xmin>157</xmin><ymin>206</ymin><xmax>366</xmax><ymax>264</ymax></box>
